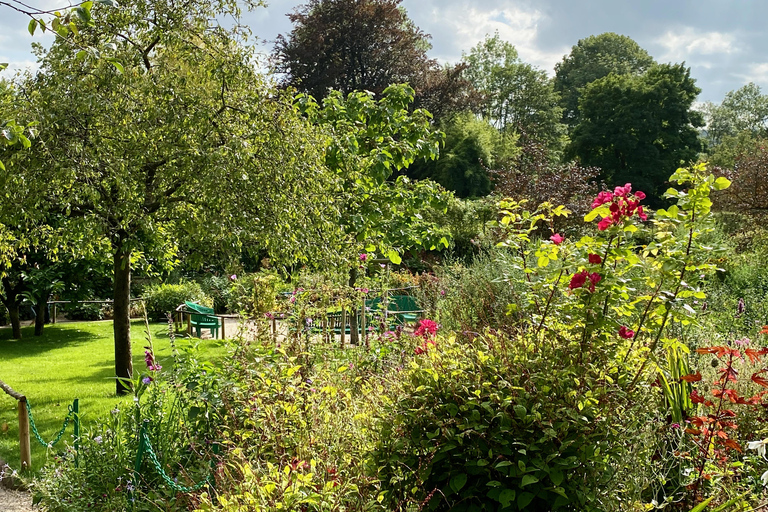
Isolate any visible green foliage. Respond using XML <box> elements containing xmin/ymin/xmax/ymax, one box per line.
<box><xmin>554</xmin><ymin>32</ymin><xmax>654</xmax><ymax>128</ymax></box>
<box><xmin>227</xmin><ymin>272</ymin><xmax>279</xmax><ymax>317</ymax></box>
<box><xmin>462</xmin><ymin>33</ymin><xmax>566</xmax><ymax>154</ymax></box>
<box><xmin>62</xmin><ymin>301</ymin><xmax>105</xmax><ymax>321</ymax></box>
<box><xmin>568</xmin><ymin>63</ymin><xmax>704</xmax><ymax>206</ymax></box>
<box><xmin>143</xmin><ymin>282</ymin><xmax>211</xmax><ymax>321</ymax></box>
<box><xmin>700</xmin><ymin>83</ymin><xmax>768</xmax><ymax>147</ymax></box>
<box><xmin>298</xmin><ymin>84</ymin><xmax>451</xmax><ymax>261</ymax></box>
<box><xmin>406</xmin><ymin>113</ymin><xmax>518</xmax><ymax>198</ymax></box>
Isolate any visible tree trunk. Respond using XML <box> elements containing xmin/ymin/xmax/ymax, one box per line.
<box><xmin>113</xmin><ymin>248</ymin><xmax>133</xmax><ymax>396</ymax></box>
<box><xmin>34</xmin><ymin>293</ymin><xmax>50</xmax><ymax>337</ymax></box>
<box><xmin>7</xmin><ymin>304</ymin><xmax>21</xmax><ymax>339</ymax></box>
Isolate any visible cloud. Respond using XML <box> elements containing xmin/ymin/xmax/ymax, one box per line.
<box><xmin>736</xmin><ymin>62</ymin><xmax>768</xmax><ymax>84</ymax></box>
<box><xmin>421</xmin><ymin>2</ymin><xmax>569</xmax><ymax>73</ymax></box>
<box><xmin>656</xmin><ymin>27</ymin><xmax>739</xmax><ymax>62</ymax></box>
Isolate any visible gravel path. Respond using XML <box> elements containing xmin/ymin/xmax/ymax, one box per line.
<box><xmin>0</xmin><ymin>486</ymin><xmax>35</xmax><ymax>512</ymax></box>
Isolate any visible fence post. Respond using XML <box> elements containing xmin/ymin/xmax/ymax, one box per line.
<box><xmin>52</xmin><ymin>304</ymin><xmax>57</xmax><ymax>324</ymax></box>
<box><xmin>18</xmin><ymin>398</ymin><xmax>31</xmax><ymax>470</ymax></box>
<box><xmin>73</xmin><ymin>399</ymin><xmax>80</xmax><ymax>468</ymax></box>
<box><xmin>340</xmin><ymin>307</ymin><xmax>347</xmax><ymax>349</ymax></box>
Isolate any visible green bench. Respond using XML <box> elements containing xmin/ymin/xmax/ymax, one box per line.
<box><xmin>388</xmin><ymin>295</ymin><xmax>424</xmax><ymax>325</ymax></box>
<box><xmin>184</xmin><ymin>301</ymin><xmax>220</xmax><ymax>338</ymax></box>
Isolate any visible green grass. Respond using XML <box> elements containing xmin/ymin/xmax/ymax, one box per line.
<box><xmin>0</xmin><ymin>319</ymin><xmax>228</xmax><ymax>472</ymax></box>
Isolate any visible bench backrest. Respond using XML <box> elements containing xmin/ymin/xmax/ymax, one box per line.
<box><xmin>185</xmin><ymin>301</ymin><xmax>215</xmax><ymax>315</ymax></box>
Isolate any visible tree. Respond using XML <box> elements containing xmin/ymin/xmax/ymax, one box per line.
<box><xmin>274</xmin><ymin>0</ymin><xmax>474</xmax><ymax>120</ymax></box>
<box><xmin>700</xmin><ymin>83</ymin><xmax>768</xmax><ymax>146</ymax></box>
<box><xmin>462</xmin><ymin>33</ymin><xmax>565</xmax><ymax>155</ymax></box>
<box><xmin>405</xmin><ymin>112</ymin><xmax>518</xmax><ymax>198</ymax></box>
<box><xmin>554</xmin><ymin>33</ymin><xmax>654</xmax><ymax>128</ymax></box>
<box><xmin>11</xmin><ymin>0</ymin><xmax>339</xmax><ymax>394</ymax></box>
<box><xmin>298</xmin><ymin>84</ymin><xmax>450</xmax><ymax>342</ymax></box>
<box><xmin>567</xmin><ymin>63</ymin><xmax>703</xmax><ymax>206</ymax></box>
<box><xmin>712</xmin><ymin>138</ymin><xmax>768</xmax><ymax>215</ymax></box>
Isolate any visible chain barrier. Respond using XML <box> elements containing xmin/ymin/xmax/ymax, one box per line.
<box><xmin>135</xmin><ymin>421</ymin><xmax>212</xmax><ymax>495</ymax></box>
<box><xmin>26</xmin><ymin>400</ymin><xmax>77</xmax><ymax>448</ymax></box>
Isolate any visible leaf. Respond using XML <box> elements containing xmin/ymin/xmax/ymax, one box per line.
<box><xmin>449</xmin><ymin>473</ymin><xmax>467</xmax><ymax>493</ymax></box>
<box><xmin>713</xmin><ymin>177</ymin><xmax>731</xmax><ymax>190</ymax></box>
<box><xmin>688</xmin><ymin>496</ymin><xmax>714</xmax><ymax>512</ymax></box>
<box><xmin>0</xmin><ymin>63</ymin><xmax>7</xmax><ymax>71</ymax></box>
<box><xmin>752</xmin><ymin>371</ymin><xmax>768</xmax><ymax>388</ymax></box>
<box><xmin>498</xmin><ymin>489</ymin><xmax>515</xmax><ymax>507</ymax></box>
<box><xmin>517</xmin><ymin>492</ymin><xmax>535</xmax><ymax>509</ymax></box>
<box><xmin>107</xmin><ymin>58</ymin><xmax>125</xmax><ymax>74</ymax></box>
<box><xmin>28</xmin><ymin>18</ymin><xmax>38</xmax><ymax>36</ymax></box>
<box><xmin>521</xmin><ymin>474</ymin><xmax>538</xmax><ymax>487</ymax></box>
<box><xmin>680</xmin><ymin>372</ymin><xmax>702</xmax><ymax>382</ymax></box>
<box><xmin>386</xmin><ymin>249</ymin><xmax>402</xmax><ymax>265</ymax></box>
<box><xmin>549</xmin><ymin>468</ymin><xmax>564</xmax><ymax>486</ymax></box>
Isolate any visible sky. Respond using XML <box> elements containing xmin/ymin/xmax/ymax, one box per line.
<box><xmin>2</xmin><ymin>0</ymin><xmax>768</xmax><ymax>103</ymax></box>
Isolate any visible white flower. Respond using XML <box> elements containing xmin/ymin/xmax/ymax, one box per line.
<box><xmin>747</xmin><ymin>439</ymin><xmax>768</xmax><ymax>459</ymax></box>
<box><xmin>762</xmin><ymin>470</ymin><xmax>768</xmax><ymax>486</ymax></box>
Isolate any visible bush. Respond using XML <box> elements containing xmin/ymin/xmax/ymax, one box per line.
<box><xmin>227</xmin><ymin>272</ymin><xmax>279</xmax><ymax>317</ymax></box>
<box><xmin>368</xmin><ymin>332</ymin><xmax>650</xmax><ymax>511</ymax></box>
<box><xmin>143</xmin><ymin>282</ymin><xmax>212</xmax><ymax>321</ymax></box>
<box><xmin>62</xmin><ymin>302</ymin><xmax>105</xmax><ymax>321</ymax></box>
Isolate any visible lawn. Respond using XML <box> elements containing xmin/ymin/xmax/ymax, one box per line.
<box><xmin>0</xmin><ymin>319</ymin><xmax>229</xmax><ymax>472</ymax></box>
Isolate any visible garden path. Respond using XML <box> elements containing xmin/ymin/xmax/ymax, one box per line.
<box><xmin>0</xmin><ymin>486</ymin><xmax>35</xmax><ymax>511</ymax></box>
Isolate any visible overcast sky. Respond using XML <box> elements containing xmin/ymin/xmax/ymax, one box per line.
<box><xmin>3</xmin><ymin>0</ymin><xmax>767</xmax><ymax>103</ymax></box>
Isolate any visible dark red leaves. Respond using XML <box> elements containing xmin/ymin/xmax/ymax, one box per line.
<box><xmin>681</xmin><ymin>372</ymin><xmax>702</xmax><ymax>382</ymax></box>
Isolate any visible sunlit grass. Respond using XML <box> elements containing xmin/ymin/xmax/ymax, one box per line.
<box><xmin>0</xmin><ymin>319</ymin><xmax>228</xmax><ymax>472</ymax></box>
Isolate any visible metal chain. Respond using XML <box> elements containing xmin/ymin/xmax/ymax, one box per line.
<box><xmin>26</xmin><ymin>401</ymin><xmax>73</xmax><ymax>448</ymax></box>
<box><xmin>141</xmin><ymin>432</ymin><xmax>211</xmax><ymax>493</ymax></box>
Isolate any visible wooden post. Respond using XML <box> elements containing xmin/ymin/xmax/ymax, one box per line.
<box><xmin>52</xmin><ymin>303</ymin><xmax>57</xmax><ymax>324</ymax></box>
<box><xmin>340</xmin><ymin>307</ymin><xmax>347</xmax><ymax>349</ymax></box>
<box><xmin>220</xmin><ymin>316</ymin><xmax>225</xmax><ymax>340</ymax></box>
<box><xmin>186</xmin><ymin>313</ymin><xmax>191</xmax><ymax>335</ymax></box>
<box><xmin>18</xmin><ymin>399</ymin><xmax>31</xmax><ymax>470</ymax></box>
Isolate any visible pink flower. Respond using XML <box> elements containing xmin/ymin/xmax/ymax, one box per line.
<box><xmin>569</xmin><ymin>270</ymin><xmax>588</xmax><ymax>290</ymax></box>
<box><xmin>588</xmin><ymin>254</ymin><xmax>602</xmax><ymax>264</ymax></box>
<box><xmin>635</xmin><ymin>191</ymin><xmax>646</xmax><ymax>200</ymax></box>
<box><xmin>597</xmin><ymin>217</ymin><xmax>613</xmax><ymax>231</ymax></box>
<box><xmin>550</xmin><ymin>233</ymin><xmax>564</xmax><ymax>245</ymax></box>
<box><xmin>618</xmin><ymin>326</ymin><xmax>635</xmax><ymax>339</ymax></box>
<box><xmin>614</xmin><ymin>183</ymin><xmax>632</xmax><ymax>197</ymax></box>
<box><xmin>591</xmin><ymin>191</ymin><xmax>614</xmax><ymax>209</ymax></box>
<box><xmin>359</xmin><ymin>253</ymin><xmax>368</xmax><ymax>262</ymax></box>
<box><xmin>637</xmin><ymin>205</ymin><xmax>647</xmax><ymax>221</ymax></box>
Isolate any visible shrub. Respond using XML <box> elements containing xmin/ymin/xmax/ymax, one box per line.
<box><xmin>143</xmin><ymin>282</ymin><xmax>212</xmax><ymax>321</ymax></box>
<box><xmin>62</xmin><ymin>302</ymin><xmax>105</xmax><ymax>321</ymax></box>
<box><xmin>368</xmin><ymin>332</ymin><xmax>651</xmax><ymax>511</ymax></box>
<box><xmin>226</xmin><ymin>272</ymin><xmax>279</xmax><ymax>317</ymax></box>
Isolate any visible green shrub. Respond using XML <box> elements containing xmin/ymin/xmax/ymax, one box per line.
<box><xmin>368</xmin><ymin>333</ymin><xmax>650</xmax><ymax>511</ymax></box>
<box><xmin>227</xmin><ymin>272</ymin><xmax>279</xmax><ymax>317</ymax></box>
<box><xmin>143</xmin><ymin>282</ymin><xmax>212</xmax><ymax>321</ymax></box>
<box><xmin>62</xmin><ymin>302</ymin><xmax>105</xmax><ymax>321</ymax></box>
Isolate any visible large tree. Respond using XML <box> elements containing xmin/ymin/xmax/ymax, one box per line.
<box><xmin>567</xmin><ymin>63</ymin><xmax>703</xmax><ymax>206</ymax></box>
<box><xmin>11</xmin><ymin>0</ymin><xmax>339</xmax><ymax>394</ymax></box>
<box><xmin>554</xmin><ymin>32</ymin><xmax>654</xmax><ymax>129</ymax></box>
<box><xmin>700</xmin><ymin>83</ymin><xmax>768</xmax><ymax>147</ymax></box>
<box><xmin>273</xmin><ymin>0</ymin><xmax>473</xmax><ymax>120</ymax></box>
<box><xmin>462</xmin><ymin>33</ymin><xmax>565</xmax><ymax>155</ymax></box>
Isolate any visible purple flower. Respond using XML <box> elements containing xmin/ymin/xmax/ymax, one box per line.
<box><xmin>94</xmin><ymin>436</ymin><xmax>103</xmax><ymax>444</ymax></box>
<box><xmin>142</xmin><ymin>376</ymin><xmax>153</xmax><ymax>385</ymax></box>
<box><xmin>735</xmin><ymin>337</ymin><xmax>751</xmax><ymax>347</ymax></box>
<box><xmin>359</xmin><ymin>253</ymin><xmax>368</xmax><ymax>262</ymax></box>
<box><xmin>229</xmin><ymin>274</ymin><xmax>237</xmax><ymax>281</ymax></box>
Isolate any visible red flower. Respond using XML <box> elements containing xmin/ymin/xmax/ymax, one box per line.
<box><xmin>618</xmin><ymin>326</ymin><xmax>635</xmax><ymax>339</ymax></box>
<box><xmin>588</xmin><ymin>254</ymin><xmax>602</xmax><ymax>264</ymax></box>
<box><xmin>414</xmin><ymin>319</ymin><xmax>438</xmax><ymax>339</ymax></box>
<box><xmin>569</xmin><ymin>270</ymin><xmax>588</xmax><ymax>290</ymax></box>
<box><xmin>637</xmin><ymin>205</ymin><xmax>647</xmax><ymax>221</ymax></box>
<box><xmin>587</xmin><ymin>272</ymin><xmax>601</xmax><ymax>292</ymax></box>
<box><xmin>597</xmin><ymin>217</ymin><xmax>613</xmax><ymax>231</ymax></box>
<box><xmin>550</xmin><ymin>233</ymin><xmax>564</xmax><ymax>245</ymax></box>
<box><xmin>635</xmin><ymin>191</ymin><xmax>646</xmax><ymax>200</ymax></box>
